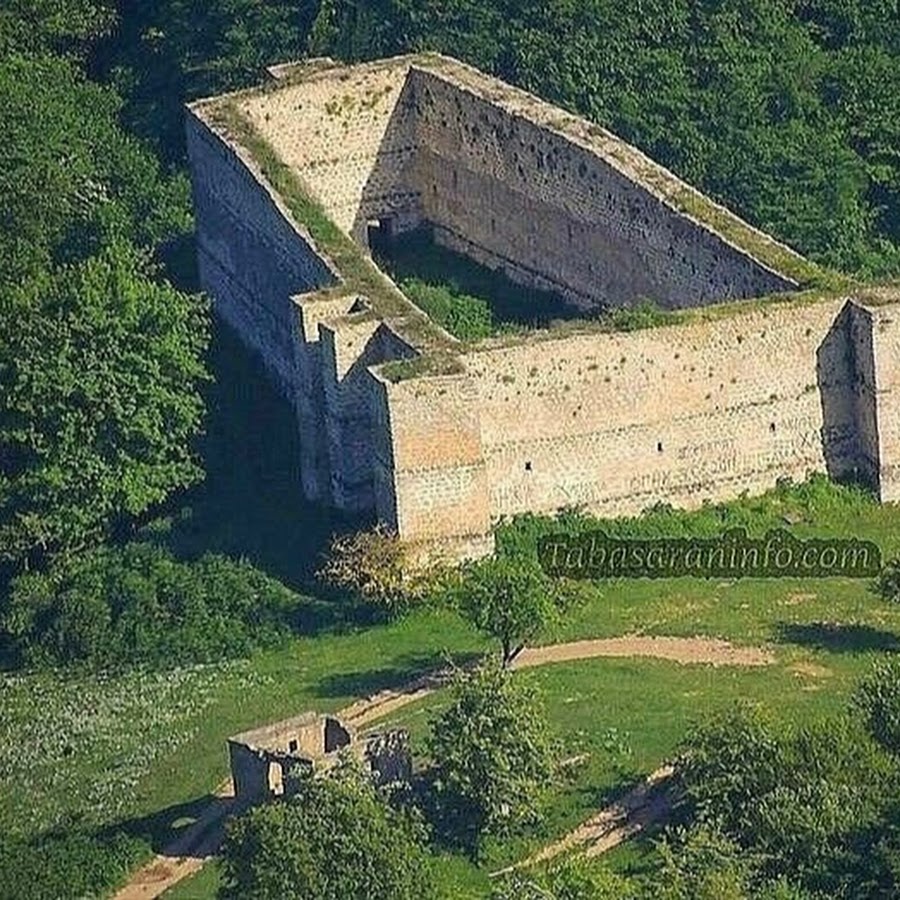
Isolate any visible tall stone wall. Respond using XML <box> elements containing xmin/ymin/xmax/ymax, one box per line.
<box><xmin>187</xmin><ymin>56</ymin><xmax>900</xmax><ymax>562</ymax></box>
<box><xmin>459</xmin><ymin>299</ymin><xmax>864</xmax><ymax>519</ymax></box>
<box><xmin>410</xmin><ymin>67</ymin><xmax>795</xmax><ymax>311</ymax></box>
<box><xmin>186</xmin><ymin>114</ymin><xmax>338</xmax><ymax>397</ymax></box>
<box><xmin>863</xmin><ymin>304</ymin><xmax>900</xmax><ymax>502</ymax></box>
<box><xmin>238</xmin><ymin>60</ymin><xmax>422</xmax><ymax>244</ymax></box>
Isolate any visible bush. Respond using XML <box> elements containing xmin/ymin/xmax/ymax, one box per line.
<box><xmin>876</xmin><ymin>559</ymin><xmax>900</xmax><ymax>603</ymax></box>
<box><xmin>1</xmin><ymin>542</ymin><xmax>301</xmax><ymax>670</ymax></box>
<box><xmin>220</xmin><ymin>761</ymin><xmax>434</xmax><ymax>900</ymax></box>
<box><xmin>0</xmin><ymin>826</ymin><xmax>146</xmax><ymax>900</ymax></box>
<box><xmin>492</xmin><ymin>856</ymin><xmax>636</xmax><ymax>899</ymax></box>
<box><xmin>318</xmin><ymin>524</ymin><xmax>443</xmax><ymax>617</ymax></box>
<box><xmin>855</xmin><ymin>658</ymin><xmax>900</xmax><ymax>755</ymax></box>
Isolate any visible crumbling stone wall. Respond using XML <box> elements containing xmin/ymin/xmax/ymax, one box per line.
<box><xmin>186</xmin><ymin>56</ymin><xmax>900</xmax><ymax>561</ymax></box>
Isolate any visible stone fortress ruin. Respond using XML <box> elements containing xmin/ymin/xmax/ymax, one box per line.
<box><xmin>186</xmin><ymin>53</ymin><xmax>900</xmax><ymax>559</ymax></box>
<box><xmin>228</xmin><ymin>711</ymin><xmax>411</xmax><ymax>808</ymax></box>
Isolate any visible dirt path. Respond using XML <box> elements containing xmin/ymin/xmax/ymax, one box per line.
<box><xmin>114</xmin><ymin>634</ymin><xmax>771</xmax><ymax>898</ymax></box>
<box><xmin>491</xmin><ymin>764</ymin><xmax>675</xmax><ymax>881</ymax></box>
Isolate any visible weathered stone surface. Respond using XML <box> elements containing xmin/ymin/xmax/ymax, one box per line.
<box><xmin>186</xmin><ymin>55</ymin><xmax>900</xmax><ymax>560</ymax></box>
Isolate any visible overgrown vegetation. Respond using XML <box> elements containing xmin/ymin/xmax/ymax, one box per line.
<box><xmin>1</xmin><ymin>542</ymin><xmax>301</xmax><ymax>671</ymax></box>
<box><xmin>318</xmin><ymin>524</ymin><xmax>444</xmax><ymax>618</ymax></box>
<box><xmin>220</xmin><ymin>759</ymin><xmax>435</xmax><ymax>900</ymax></box>
<box><xmin>427</xmin><ymin>660</ymin><xmax>557</xmax><ymax>855</ymax></box>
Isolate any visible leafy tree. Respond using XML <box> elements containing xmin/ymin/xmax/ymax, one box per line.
<box><xmin>96</xmin><ymin>0</ymin><xmax>320</xmax><ymax>163</ymax></box>
<box><xmin>0</xmin><ymin>52</ymin><xmax>190</xmax><ymax>287</ymax></box>
<box><xmin>427</xmin><ymin>659</ymin><xmax>555</xmax><ymax>850</ymax></box>
<box><xmin>674</xmin><ymin>704</ymin><xmax>895</xmax><ymax>895</ymax></box>
<box><xmin>876</xmin><ymin>558</ymin><xmax>900</xmax><ymax>604</ymax></box>
<box><xmin>447</xmin><ymin>556</ymin><xmax>575</xmax><ymax>665</ymax></box>
<box><xmin>1</xmin><ymin>542</ymin><xmax>300</xmax><ymax>670</ymax></box>
<box><xmin>855</xmin><ymin>657</ymin><xmax>900</xmax><ymax>755</ymax></box>
<box><xmin>219</xmin><ymin>762</ymin><xmax>435</xmax><ymax>900</ymax></box>
<box><xmin>0</xmin><ymin>242</ymin><xmax>208</xmax><ymax>569</ymax></box>
<box><xmin>0</xmin><ymin>0</ymin><xmax>115</xmax><ymax>58</ymax></box>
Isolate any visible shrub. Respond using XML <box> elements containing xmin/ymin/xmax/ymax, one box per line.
<box><xmin>491</xmin><ymin>856</ymin><xmax>636</xmax><ymax>899</ymax></box>
<box><xmin>876</xmin><ymin>559</ymin><xmax>900</xmax><ymax>603</ymax></box>
<box><xmin>1</xmin><ymin>542</ymin><xmax>301</xmax><ymax>670</ymax></box>
<box><xmin>855</xmin><ymin>658</ymin><xmax>900</xmax><ymax>755</ymax></box>
<box><xmin>219</xmin><ymin>761</ymin><xmax>434</xmax><ymax>900</ymax></box>
<box><xmin>0</xmin><ymin>826</ymin><xmax>146</xmax><ymax>900</ymax></box>
<box><xmin>318</xmin><ymin>524</ymin><xmax>443</xmax><ymax>617</ymax></box>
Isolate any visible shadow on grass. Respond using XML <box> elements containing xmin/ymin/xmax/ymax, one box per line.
<box><xmin>312</xmin><ymin>649</ymin><xmax>485</xmax><ymax>701</ymax></box>
<box><xmin>142</xmin><ymin>320</ymin><xmax>367</xmax><ymax>631</ymax></box>
<box><xmin>776</xmin><ymin>621</ymin><xmax>900</xmax><ymax>653</ymax></box>
<box><xmin>116</xmin><ymin>794</ymin><xmax>234</xmax><ymax>858</ymax></box>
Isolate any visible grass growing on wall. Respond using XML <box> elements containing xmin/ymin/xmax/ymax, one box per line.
<box><xmin>372</xmin><ymin>228</ymin><xmax>580</xmax><ymax>340</ymax></box>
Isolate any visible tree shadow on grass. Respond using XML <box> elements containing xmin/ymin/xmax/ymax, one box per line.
<box><xmin>312</xmin><ymin>650</ymin><xmax>484</xmax><ymax>701</ymax></box>
<box><xmin>775</xmin><ymin>621</ymin><xmax>900</xmax><ymax>653</ymax></box>
<box><xmin>115</xmin><ymin>794</ymin><xmax>234</xmax><ymax>858</ymax></box>
<box><xmin>137</xmin><ymin>320</ymin><xmax>375</xmax><ymax>643</ymax></box>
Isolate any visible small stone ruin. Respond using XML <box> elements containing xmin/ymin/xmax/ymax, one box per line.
<box><xmin>227</xmin><ymin>711</ymin><xmax>411</xmax><ymax>808</ymax></box>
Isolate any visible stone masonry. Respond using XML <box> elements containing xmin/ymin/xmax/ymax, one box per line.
<box><xmin>186</xmin><ymin>54</ymin><xmax>900</xmax><ymax>559</ymax></box>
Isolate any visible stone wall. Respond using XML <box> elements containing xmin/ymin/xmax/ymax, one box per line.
<box><xmin>186</xmin><ymin>113</ymin><xmax>338</xmax><ymax>397</ymax></box>
<box><xmin>187</xmin><ymin>56</ymin><xmax>900</xmax><ymax>561</ymax></box>
<box><xmin>410</xmin><ymin>66</ymin><xmax>796</xmax><ymax>311</ymax></box>
<box><xmin>238</xmin><ymin>59</ymin><xmax>422</xmax><ymax>245</ymax></box>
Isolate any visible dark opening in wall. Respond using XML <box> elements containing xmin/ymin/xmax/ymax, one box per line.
<box><xmin>657</xmin><ymin>441</ymin><xmax>664</xmax><ymax>453</ymax></box>
<box><xmin>525</xmin><ymin>461</ymin><xmax>532</xmax><ymax>471</ymax></box>
<box><xmin>367</xmin><ymin>216</ymin><xmax>397</xmax><ymax>254</ymax></box>
<box><xmin>770</xmin><ymin>422</ymin><xmax>777</xmax><ymax>433</ymax></box>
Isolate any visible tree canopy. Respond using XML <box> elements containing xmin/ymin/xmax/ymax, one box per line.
<box><xmin>219</xmin><ymin>763</ymin><xmax>435</xmax><ymax>900</ymax></box>
<box><xmin>0</xmin><ymin>242</ymin><xmax>207</xmax><ymax>569</ymax></box>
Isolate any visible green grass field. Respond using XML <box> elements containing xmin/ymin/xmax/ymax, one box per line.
<box><xmin>6</xmin><ymin>325</ymin><xmax>900</xmax><ymax>898</ymax></box>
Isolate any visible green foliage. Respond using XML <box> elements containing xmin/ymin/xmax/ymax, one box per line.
<box><xmin>496</xmin><ymin>473</ymin><xmax>877</xmax><ymax>562</ymax></box>
<box><xmin>373</xmin><ymin>229</ymin><xmax>574</xmax><ymax>339</ymax></box>
<box><xmin>219</xmin><ymin>762</ymin><xmax>435</xmax><ymax>900</ymax></box>
<box><xmin>598</xmin><ymin>299</ymin><xmax>672</xmax><ymax>332</ymax></box>
<box><xmin>0</xmin><ymin>542</ymin><xmax>300</xmax><ymax>670</ymax></box>
<box><xmin>0</xmin><ymin>52</ymin><xmax>190</xmax><ymax>287</ymax></box>
<box><xmin>654</xmin><ymin>825</ymin><xmax>758</xmax><ymax>900</ymax></box>
<box><xmin>0</xmin><ymin>826</ymin><xmax>146</xmax><ymax>900</ymax></box>
<box><xmin>672</xmin><ymin>701</ymin><xmax>898</xmax><ymax>895</ymax></box>
<box><xmin>0</xmin><ymin>0</ymin><xmax>115</xmax><ymax>58</ymax></box>
<box><xmin>427</xmin><ymin>660</ymin><xmax>556</xmax><ymax>851</ymax></box>
<box><xmin>446</xmin><ymin>555</ymin><xmax>577</xmax><ymax>664</ymax></box>
<box><xmin>854</xmin><ymin>658</ymin><xmax>900</xmax><ymax>755</ymax></box>
<box><xmin>96</xmin><ymin>0</ymin><xmax>319</xmax><ymax>163</ymax></box>
<box><xmin>0</xmin><ymin>242</ymin><xmax>208</xmax><ymax>569</ymax></box>
<box><xmin>876</xmin><ymin>558</ymin><xmax>900</xmax><ymax>603</ymax></box>
<box><xmin>491</xmin><ymin>856</ymin><xmax>636</xmax><ymax>899</ymax></box>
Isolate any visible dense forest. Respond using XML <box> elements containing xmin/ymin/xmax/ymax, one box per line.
<box><xmin>3</xmin><ymin>1</ymin><xmax>900</xmax><ymax>897</ymax></box>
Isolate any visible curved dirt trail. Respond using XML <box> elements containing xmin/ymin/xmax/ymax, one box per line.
<box><xmin>113</xmin><ymin>634</ymin><xmax>772</xmax><ymax>898</ymax></box>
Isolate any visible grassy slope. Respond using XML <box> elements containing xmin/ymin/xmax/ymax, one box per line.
<box><xmin>6</xmin><ymin>322</ymin><xmax>900</xmax><ymax>897</ymax></box>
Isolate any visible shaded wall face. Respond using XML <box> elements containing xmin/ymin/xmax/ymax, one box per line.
<box><xmin>186</xmin><ymin>115</ymin><xmax>337</xmax><ymax>397</ymax></box>
<box><xmin>408</xmin><ymin>69</ymin><xmax>793</xmax><ymax>311</ymax></box>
